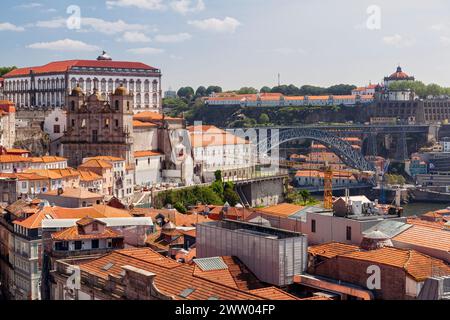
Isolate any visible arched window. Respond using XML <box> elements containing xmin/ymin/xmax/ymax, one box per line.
<box><xmin>152</xmin><ymin>80</ymin><xmax>158</xmax><ymax>92</ymax></box>
<box><xmin>144</xmin><ymin>80</ymin><xmax>150</xmax><ymax>92</ymax></box>
<box><xmin>71</xmin><ymin>101</ymin><xmax>75</xmax><ymax>111</ymax></box>
<box><xmin>115</xmin><ymin>100</ymin><xmax>119</xmax><ymax>111</ymax></box>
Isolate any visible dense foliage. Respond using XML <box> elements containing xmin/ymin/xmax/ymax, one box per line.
<box><xmin>388</xmin><ymin>81</ymin><xmax>450</xmax><ymax>98</ymax></box>
<box><xmin>0</xmin><ymin>66</ymin><xmax>17</xmax><ymax>77</ymax></box>
<box><xmin>155</xmin><ymin>170</ymin><xmax>242</xmax><ymax>209</ymax></box>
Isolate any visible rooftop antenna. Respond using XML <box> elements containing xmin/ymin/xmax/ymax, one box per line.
<box><xmin>277</xmin><ymin>73</ymin><xmax>281</xmax><ymax>87</ymax></box>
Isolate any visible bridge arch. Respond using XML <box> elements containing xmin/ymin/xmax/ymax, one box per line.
<box><xmin>256</xmin><ymin>128</ymin><xmax>375</xmax><ymax>172</ymax></box>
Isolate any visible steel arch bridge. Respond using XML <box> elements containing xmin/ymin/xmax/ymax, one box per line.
<box><xmin>256</xmin><ymin>128</ymin><xmax>375</xmax><ymax>172</ymax></box>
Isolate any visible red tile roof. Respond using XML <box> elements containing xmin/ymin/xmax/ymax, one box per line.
<box><xmin>76</xmin><ymin>248</ymin><xmax>267</xmax><ymax>300</ymax></box>
<box><xmin>4</xmin><ymin>60</ymin><xmax>158</xmax><ymax>78</ymax></box>
<box><xmin>340</xmin><ymin>247</ymin><xmax>450</xmax><ymax>282</ymax></box>
<box><xmin>134</xmin><ymin>150</ymin><xmax>164</xmax><ymax>158</ymax></box>
<box><xmin>309</xmin><ymin>242</ymin><xmax>360</xmax><ymax>259</ymax></box>
<box><xmin>51</xmin><ymin>223</ymin><xmax>122</xmax><ymax>241</ymax></box>
<box><xmin>393</xmin><ymin>224</ymin><xmax>450</xmax><ymax>253</ymax></box>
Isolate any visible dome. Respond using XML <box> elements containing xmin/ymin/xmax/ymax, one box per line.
<box><xmin>97</xmin><ymin>50</ymin><xmax>112</xmax><ymax>61</ymax></box>
<box><xmin>87</xmin><ymin>88</ymin><xmax>102</xmax><ymax>102</ymax></box>
<box><xmin>114</xmin><ymin>84</ymin><xmax>129</xmax><ymax>96</ymax></box>
<box><xmin>388</xmin><ymin>66</ymin><xmax>411</xmax><ymax>80</ymax></box>
<box><xmin>360</xmin><ymin>230</ymin><xmax>393</xmax><ymax>251</ymax></box>
<box><xmin>71</xmin><ymin>84</ymin><xmax>84</xmax><ymax>96</ymax></box>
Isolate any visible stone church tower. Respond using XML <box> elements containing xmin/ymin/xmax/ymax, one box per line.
<box><xmin>62</xmin><ymin>84</ymin><xmax>134</xmax><ymax>166</ymax></box>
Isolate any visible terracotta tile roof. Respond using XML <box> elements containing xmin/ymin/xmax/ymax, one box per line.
<box><xmin>407</xmin><ymin>217</ymin><xmax>446</xmax><ymax>229</ymax></box>
<box><xmin>78</xmin><ymin>170</ymin><xmax>102</xmax><ymax>182</ymax></box>
<box><xmin>134</xmin><ymin>150</ymin><xmax>164</xmax><ymax>158</ymax></box>
<box><xmin>309</xmin><ymin>242</ymin><xmax>360</xmax><ymax>259</ymax></box>
<box><xmin>0</xmin><ymin>172</ymin><xmax>47</xmax><ymax>181</ymax></box>
<box><xmin>133</xmin><ymin>120</ymin><xmax>158</xmax><ymax>128</ymax></box>
<box><xmin>24</xmin><ymin>169</ymin><xmax>63</xmax><ymax>179</ymax></box>
<box><xmin>13</xmin><ymin>204</ymin><xmax>132</xmax><ymax>229</ymax></box>
<box><xmin>49</xmin><ymin>168</ymin><xmax>80</xmax><ymax>178</ymax></box>
<box><xmin>340</xmin><ymin>247</ymin><xmax>450</xmax><ymax>282</ymax></box>
<box><xmin>85</xmin><ymin>156</ymin><xmax>124</xmax><ymax>162</ymax></box>
<box><xmin>133</xmin><ymin>111</ymin><xmax>180</xmax><ymax>122</ymax></box>
<box><xmin>4</xmin><ymin>60</ymin><xmax>157</xmax><ymax>78</ymax></box>
<box><xmin>6</xmin><ymin>148</ymin><xmax>30</xmax><ymax>154</ymax></box>
<box><xmin>393</xmin><ymin>225</ymin><xmax>450</xmax><ymax>253</ymax></box>
<box><xmin>0</xmin><ymin>155</ymin><xmax>31</xmax><ymax>163</ymax></box>
<box><xmin>13</xmin><ymin>210</ymin><xmax>48</xmax><ymax>229</ymax></box>
<box><xmin>248</xmin><ymin>287</ymin><xmax>299</xmax><ymax>300</ymax></box>
<box><xmin>51</xmin><ymin>219</ymin><xmax>122</xmax><ymax>241</ymax></box>
<box><xmin>76</xmin><ymin>248</ymin><xmax>267</xmax><ymax>300</ymax></box>
<box><xmin>189</xmin><ymin>126</ymin><xmax>250</xmax><ymax>148</ymax></box>
<box><xmin>30</xmin><ymin>156</ymin><xmax>67</xmax><ymax>163</ymax></box>
<box><xmin>78</xmin><ymin>159</ymin><xmax>113</xmax><ymax>169</ymax></box>
<box><xmin>258</xmin><ymin>203</ymin><xmax>305</xmax><ymax>218</ymax></box>
<box><xmin>91</xmin><ymin>204</ymin><xmax>131</xmax><ymax>218</ymax></box>
<box><xmin>42</xmin><ymin>188</ymin><xmax>102</xmax><ymax>199</ymax></box>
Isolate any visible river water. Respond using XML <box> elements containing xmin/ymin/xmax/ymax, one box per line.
<box><xmin>402</xmin><ymin>202</ymin><xmax>450</xmax><ymax>216</ymax></box>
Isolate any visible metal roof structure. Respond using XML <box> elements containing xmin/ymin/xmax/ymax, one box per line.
<box><xmin>363</xmin><ymin>220</ymin><xmax>412</xmax><ymax>238</ymax></box>
<box><xmin>193</xmin><ymin>257</ymin><xmax>228</xmax><ymax>272</ymax></box>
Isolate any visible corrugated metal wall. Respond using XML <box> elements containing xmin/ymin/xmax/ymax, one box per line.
<box><xmin>197</xmin><ymin>223</ymin><xmax>307</xmax><ymax>286</ymax></box>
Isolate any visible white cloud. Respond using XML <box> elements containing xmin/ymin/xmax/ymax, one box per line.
<box><xmin>16</xmin><ymin>3</ymin><xmax>42</xmax><ymax>9</ymax></box>
<box><xmin>118</xmin><ymin>31</ymin><xmax>152</xmax><ymax>43</ymax></box>
<box><xmin>440</xmin><ymin>36</ymin><xmax>450</xmax><ymax>46</ymax></box>
<box><xmin>35</xmin><ymin>18</ymin><xmax>65</xmax><ymax>28</ymax></box>
<box><xmin>273</xmin><ymin>48</ymin><xmax>306</xmax><ymax>56</ymax></box>
<box><xmin>382</xmin><ymin>34</ymin><xmax>415</xmax><ymax>48</ymax></box>
<box><xmin>106</xmin><ymin>0</ymin><xmax>166</xmax><ymax>10</ymax></box>
<box><xmin>35</xmin><ymin>17</ymin><xmax>152</xmax><ymax>35</ymax></box>
<box><xmin>170</xmin><ymin>0</ymin><xmax>205</xmax><ymax>15</ymax></box>
<box><xmin>127</xmin><ymin>47</ymin><xmax>165</xmax><ymax>55</ymax></box>
<box><xmin>431</xmin><ymin>23</ymin><xmax>448</xmax><ymax>32</ymax></box>
<box><xmin>154</xmin><ymin>32</ymin><xmax>191</xmax><ymax>43</ymax></box>
<box><xmin>0</xmin><ymin>22</ymin><xmax>25</xmax><ymax>32</ymax></box>
<box><xmin>27</xmin><ymin>39</ymin><xmax>100</xmax><ymax>51</ymax></box>
<box><xmin>188</xmin><ymin>17</ymin><xmax>241</xmax><ymax>33</ymax></box>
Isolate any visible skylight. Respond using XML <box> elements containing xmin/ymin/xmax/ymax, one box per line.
<box><xmin>179</xmin><ymin>288</ymin><xmax>196</xmax><ymax>298</ymax></box>
<box><xmin>102</xmin><ymin>262</ymin><xmax>114</xmax><ymax>271</ymax></box>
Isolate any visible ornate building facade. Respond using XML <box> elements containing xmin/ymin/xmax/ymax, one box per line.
<box><xmin>62</xmin><ymin>84</ymin><xmax>135</xmax><ymax>167</ymax></box>
<box><xmin>2</xmin><ymin>52</ymin><xmax>162</xmax><ymax>114</ymax></box>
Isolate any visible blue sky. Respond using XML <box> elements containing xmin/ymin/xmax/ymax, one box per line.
<box><xmin>1</xmin><ymin>0</ymin><xmax>450</xmax><ymax>91</ymax></box>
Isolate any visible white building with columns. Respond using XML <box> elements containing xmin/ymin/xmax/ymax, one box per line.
<box><xmin>2</xmin><ymin>52</ymin><xmax>162</xmax><ymax>114</ymax></box>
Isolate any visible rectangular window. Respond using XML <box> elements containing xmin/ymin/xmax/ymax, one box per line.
<box><xmin>91</xmin><ymin>239</ymin><xmax>99</xmax><ymax>249</ymax></box>
<box><xmin>346</xmin><ymin>226</ymin><xmax>352</xmax><ymax>241</ymax></box>
<box><xmin>74</xmin><ymin>241</ymin><xmax>82</xmax><ymax>250</ymax></box>
<box><xmin>311</xmin><ymin>219</ymin><xmax>316</xmax><ymax>233</ymax></box>
<box><xmin>53</xmin><ymin>125</ymin><xmax>60</xmax><ymax>134</ymax></box>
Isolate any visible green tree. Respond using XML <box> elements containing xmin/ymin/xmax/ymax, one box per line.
<box><xmin>174</xmin><ymin>202</ymin><xmax>187</xmax><ymax>214</ymax></box>
<box><xmin>0</xmin><ymin>66</ymin><xmax>17</xmax><ymax>77</ymax></box>
<box><xmin>195</xmin><ymin>86</ymin><xmax>207</xmax><ymax>97</ymax></box>
<box><xmin>258</xmin><ymin>113</ymin><xmax>270</xmax><ymax>125</ymax></box>
<box><xmin>238</xmin><ymin>87</ymin><xmax>258</xmax><ymax>94</ymax></box>
<box><xmin>206</xmin><ymin>86</ymin><xmax>223</xmax><ymax>95</ymax></box>
<box><xmin>299</xmin><ymin>190</ymin><xmax>311</xmax><ymax>205</ymax></box>
<box><xmin>177</xmin><ymin>87</ymin><xmax>195</xmax><ymax>99</ymax></box>
<box><xmin>260</xmin><ymin>86</ymin><xmax>272</xmax><ymax>93</ymax></box>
